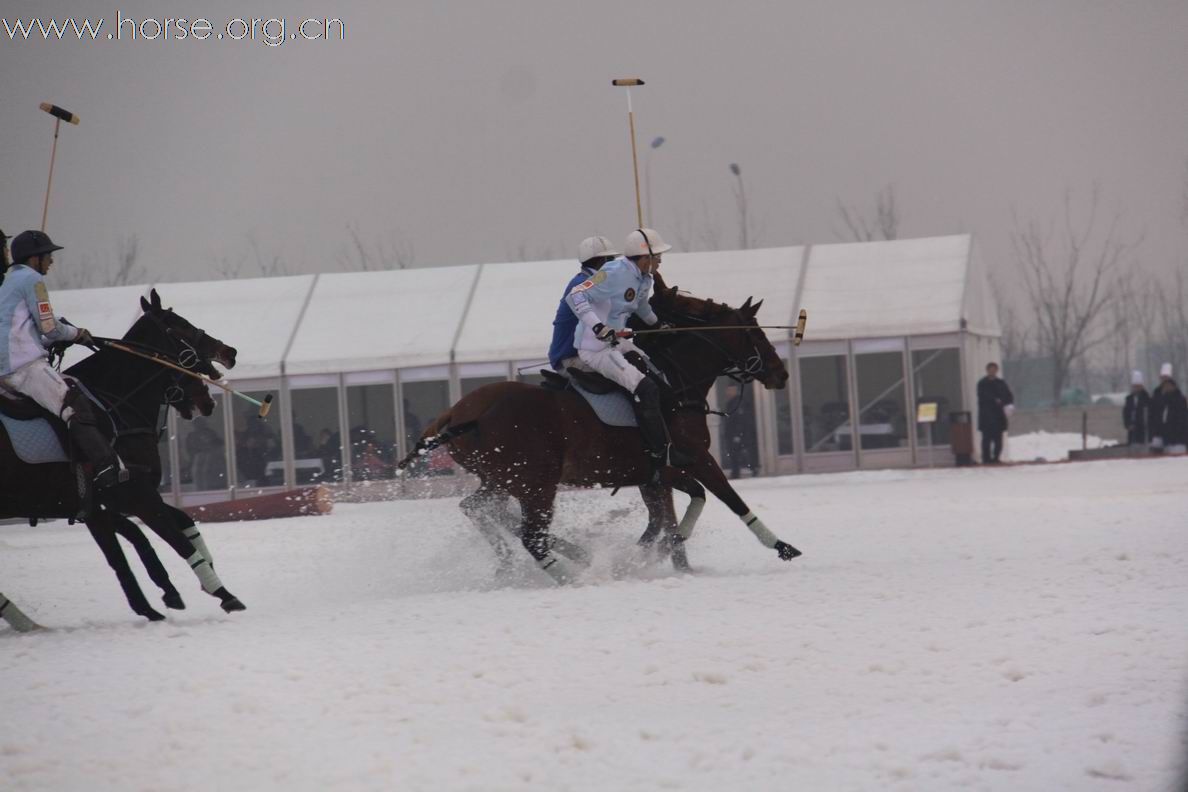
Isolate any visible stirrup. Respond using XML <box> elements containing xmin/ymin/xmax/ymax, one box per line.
<box><xmin>94</xmin><ymin>463</ymin><xmax>130</xmax><ymax>490</ymax></box>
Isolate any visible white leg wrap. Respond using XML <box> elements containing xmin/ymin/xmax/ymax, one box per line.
<box><xmin>0</xmin><ymin>593</ymin><xmax>42</xmax><ymax>632</ymax></box>
<box><xmin>537</xmin><ymin>553</ymin><xmax>573</xmax><ymax>585</ymax></box>
<box><xmin>187</xmin><ymin>552</ymin><xmax>224</xmax><ymax>594</ymax></box>
<box><xmin>183</xmin><ymin>527</ymin><xmax>215</xmax><ymax>568</ymax></box>
<box><xmin>677</xmin><ymin>497</ymin><xmax>706</xmax><ymax>540</ymax></box>
<box><xmin>740</xmin><ymin>511</ymin><xmax>778</xmax><ymax>548</ymax></box>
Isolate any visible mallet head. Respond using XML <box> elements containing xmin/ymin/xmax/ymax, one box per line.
<box><xmin>611</xmin><ymin>78</ymin><xmax>645</xmax><ymax>87</ymax></box>
<box><xmin>39</xmin><ymin>103</ymin><xmax>80</xmax><ymax>125</ymax></box>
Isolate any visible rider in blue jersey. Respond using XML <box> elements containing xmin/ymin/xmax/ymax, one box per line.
<box><xmin>547</xmin><ymin>236</ymin><xmax>619</xmax><ymax>373</ymax></box>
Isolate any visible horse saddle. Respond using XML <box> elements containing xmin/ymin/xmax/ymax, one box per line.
<box><xmin>0</xmin><ymin>378</ymin><xmax>86</xmax><ymax>465</ymax></box>
<box><xmin>537</xmin><ymin>357</ymin><xmax>667</xmax><ymax>430</ymax></box>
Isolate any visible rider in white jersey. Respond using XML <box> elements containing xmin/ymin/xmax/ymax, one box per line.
<box><xmin>565</xmin><ymin>228</ymin><xmax>685</xmax><ymax>481</ymax></box>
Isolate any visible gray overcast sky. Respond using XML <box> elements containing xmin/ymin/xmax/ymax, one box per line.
<box><xmin>2</xmin><ymin>0</ymin><xmax>1186</xmax><ymax>289</ymax></box>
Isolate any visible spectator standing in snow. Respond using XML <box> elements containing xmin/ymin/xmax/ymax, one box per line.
<box><xmin>1150</xmin><ymin>364</ymin><xmax>1187</xmax><ymax>454</ymax></box>
<box><xmin>720</xmin><ymin>382</ymin><xmax>760</xmax><ymax>479</ymax></box>
<box><xmin>976</xmin><ymin>362</ymin><xmax>1014</xmax><ymax>464</ymax></box>
<box><xmin>1122</xmin><ymin>370</ymin><xmax>1150</xmax><ymax>446</ymax></box>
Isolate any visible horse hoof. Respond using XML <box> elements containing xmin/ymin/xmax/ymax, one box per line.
<box><xmin>136</xmin><ymin>607</ymin><xmax>167</xmax><ymax>622</ymax></box>
<box><xmin>774</xmin><ymin>541</ymin><xmax>802</xmax><ymax>561</ymax></box>
<box><xmin>670</xmin><ymin>541</ymin><xmax>691</xmax><ymax>572</ymax></box>
<box><xmin>220</xmin><ymin>597</ymin><xmax>246</xmax><ymax>613</ymax></box>
<box><xmin>162</xmin><ymin>591</ymin><xmax>186</xmax><ymax>610</ymax></box>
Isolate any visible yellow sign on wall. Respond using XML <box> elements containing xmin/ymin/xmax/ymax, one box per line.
<box><xmin>916</xmin><ymin>402</ymin><xmax>939</xmax><ymax>424</ymax></box>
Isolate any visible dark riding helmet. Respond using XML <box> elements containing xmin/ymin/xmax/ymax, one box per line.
<box><xmin>10</xmin><ymin>230</ymin><xmax>64</xmax><ymax>265</ymax></box>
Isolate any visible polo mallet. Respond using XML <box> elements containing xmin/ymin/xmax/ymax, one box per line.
<box><xmin>38</xmin><ymin>103</ymin><xmax>80</xmax><ymax>232</ymax></box>
<box><xmin>621</xmin><ymin>310</ymin><xmax>810</xmax><ymax>345</ymax></box>
<box><xmin>612</xmin><ymin>78</ymin><xmax>646</xmax><ymax>228</ymax></box>
<box><xmin>99</xmin><ymin>338</ymin><xmax>274</xmax><ymax>419</ymax></box>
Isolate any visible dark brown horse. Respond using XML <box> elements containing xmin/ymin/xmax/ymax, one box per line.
<box><xmin>0</xmin><ymin>290</ymin><xmax>245</xmax><ymax>619</ymax></box>
<box><xmin>398</xmin><ymin>281</ymin><xmax>801</xmax><ymax>582</ymax></box>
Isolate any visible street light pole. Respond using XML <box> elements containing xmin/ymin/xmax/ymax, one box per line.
<box><xmin>646</xmin><ymin>136</ymin><xmax>665</xmax><ymax>227</ymax></box>
<box><xmin>729</xmin><ymin>162</ymin><xmax>748</xmax><ymax>249</ymax></box>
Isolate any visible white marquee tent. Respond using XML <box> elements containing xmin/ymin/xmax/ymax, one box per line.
<box><xmin>47</xmin><ymin>234</ymin><xmax>999</xmax><ymax>505</ymax></box>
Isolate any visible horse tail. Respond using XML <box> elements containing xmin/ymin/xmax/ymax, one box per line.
<box><xmin>395</xmin><ymin>414</ymin><xmax>479</xmax><ymax>472</ymax></box>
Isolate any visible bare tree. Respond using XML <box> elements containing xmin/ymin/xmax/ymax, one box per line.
<box><xmin>56</xmin><ymin>234</ymin><xmax>146</xmax><ymax>289</ymax></box>
<box><xmin>338</xmin><ymin>224</ymin><xmax>414</xmax><ymax>271</ymax></box>
<box><xmin>835</xmin><ymin>184</ymin><xmax>899</xmax><ymax>242</ymax></box>
<box><xmin>990</xmin><ymin>275</ymin><xmax>1031</xmax><ymax>364</ymax></box>
<box><xmin>1012</xmin><ymin>186</ymin><xmax>1136</xmax><ymax>402</ymax></box>
<box><xmin>671</xmin><ymin>203</ymin><xmax>722</xmax><ymax>253</ymax></box>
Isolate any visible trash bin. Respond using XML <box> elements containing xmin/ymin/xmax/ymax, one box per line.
<box><xmin>949</xmin><ymin>410</ymin><xmax>974</xmax><ymax>466</ymax></box>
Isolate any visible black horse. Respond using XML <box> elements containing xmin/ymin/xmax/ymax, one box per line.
<box><xmin>0</xmin><ymin>289</ymin><xmax>246</xmax><ymax>619</ymax></box>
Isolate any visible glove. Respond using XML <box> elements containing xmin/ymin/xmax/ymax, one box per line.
<box><xmin>74</xmin><ymin>328</ymin><xmax>95</xmax><ymax>346</ymax></box>
<box><xmin>592</xmin><ymin>323</ymin><xmax>618</xmax><ymax>345</ymax></box>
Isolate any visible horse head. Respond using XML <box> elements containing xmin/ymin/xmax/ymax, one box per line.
<box><xmin>136</xmin><ymin>288</ymin><xmax>238</xmax><ymax>377</ymax></box>
<box><xmin>651</xmin><ymin>279</ymin><xmax>789</xmax><ymax>391</ymax></box>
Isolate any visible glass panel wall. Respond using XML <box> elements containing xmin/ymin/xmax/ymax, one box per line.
<box><xmin>157</xmin><ymin>406</ymin><xmax>173</xmax><ymax>494</ymax></box>
<box><xmin>801</xmin><ymin>355</ymin><xmax>852</xmax><ymax>453</ymax></box>
<box><xmin>402</xmin><ymin>379</ymin><xmax>452</xmax><ymax>476</ymax></box>
<box><xmin>715</xmin><ymin>378</ymin><xmax>761</xmax><ymax>478</ymax></box>
<box><xmin>291</xmin><ymin>387</ymin><xmax>342</xmax><ymax>484</ymax></box>
<box><xmin>461</xmin><ymin>376</ymin><xmax>506</xmax><ymax>398</ymax></box>
<box><xmin>775</xmin><ymin>357</ymin><xmax>794</xmax><ymax>456</ymax></box>
<box><xmin>347</xmin><ymin>384</ymin><xmax>397</xmax><ymax>482</ymax></box>
<box><xmin>233</xmin><ymin>390</ymin><xmax>282</xmax><ymax>488</ymax></box>
<box><xmin>854</xmin><ymin>351</ymin><xmax>909</xmax><ymax>450</ymax></box>
<box><xmin>177</xmin><ymin>393</ymin><xmax>228</xmax><ymax>491</ymax></box>
<box><xmin>911</xmin><ymin>348</ymin><xmax>962</xmax><ymax>446</ymax></box>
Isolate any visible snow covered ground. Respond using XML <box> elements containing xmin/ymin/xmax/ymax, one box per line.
<box><xmin>1007</xmin><ymin>431</ymin><xmax>1116</xmax><ymax>463</ymax></box>
<box><xmin>2</xmin><ymin>459</ymin><xmax>1187</xmax><ymax>791</ymax></box>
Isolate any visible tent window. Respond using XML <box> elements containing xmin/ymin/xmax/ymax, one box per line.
<box><xmin>801</xmin><ymin>355</ymin><xmax>852</xmax><ymax>453</ymax></box>
<box><xmin>912</xmin><ymin>348</ymin><xmax>961</xmax><ymax>446</ymax></box>
<box><xmin>402</xmin><ymin>380</ymin><xmax>453</xmax><ymax>476</ymax></box>
<box><xmin>177</xmin><ymin>392</ymin><xmax>228</xmax><ymax>492</ymax></box>
<box><xmin>461</xmin><ymin>376</ymin><xmax>506</xmax><ymax>398</ymax></box>
<box><xmin>233</xmin><ymin>390</ymin><xmax>281</xmax><ymax>488</ymax></box>
<box><xmin>347</xmin><ymin>384</ymin><xmax>397</xmax><ymax>482</ymax></box>
<box><xmin>775</xmin><ymin>358</ymin><xmax>794</xmax><ymax>456</ymax></box>
<box><xmin>291</xmin><ymin>387</ymin><xmax>342</xmax><ymax>483</ymax></box>
<box><xmin>715</xmin><ymin>378</ymin><xmax>761</xmax><ymax>478</ymax></box>
<box><xmin>855</xmin><ymin>351</ymin><xmax>909</xmax><ymax>450</ymax></box>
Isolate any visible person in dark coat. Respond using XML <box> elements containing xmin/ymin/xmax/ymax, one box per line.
<box><xmin>1122</xmin><ymin>370</ymin><xmax>1150</xmax><ymax>446</ymax></box>
<box><xmin>977</xmin><ymin>362</ymin><xmax>1014</xmax><ymax>464</ymax></box>
<box><xmin>1149</xmin><ymin>363</ymin><xmax>1174</xmax><ymax>449</ymax></box>
<box><xmin>1150</xmin><ymin>366</ymin><xmax>1188</xmax><ymax>452</ymax></box>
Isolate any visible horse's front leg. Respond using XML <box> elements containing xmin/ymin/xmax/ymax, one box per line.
<box><xmin>86</xmin><ymin>512</ymin><xmax>165</xmax><ymax>621</ymax></box>
<box><xmin>0</xmin><ymin>591</ymin><xmax>43</xmax><ymax>632</ymax></box>
<box><xmin>686</xmin><ymin>454</ymin><xmax>801</xmax><ymax>561</ymax></box>
<box><xmin>109</xmin><ymin>514</ymin><xmax>184</xmax><ymax>610</ymax></box>
<box><xmin>111</xmin><ymin>487</ymin><xmax>246</xmax><ymax>613</ymax></box>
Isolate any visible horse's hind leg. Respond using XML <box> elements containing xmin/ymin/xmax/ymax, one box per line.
<box><xmin>110</xmin><ymin>515</ymin><xmax>184</xmax><ymax>610</ymax></box>
<box><xmin>86</xmin><ymin>515</ymin><xmax>165</xmax><ymax>621</ymax></box>
<box><xmin>515</xmin><ymin>484</ymin><xmax>574</xmax><ymax>584</ymax></box>
<box><xmin>461</xmin><ymin>484</ymin><xmax>516</xmax><ymax>574</ymax></box>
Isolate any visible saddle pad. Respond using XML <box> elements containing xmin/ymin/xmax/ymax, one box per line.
<box><xmin>0</xmin><ymin>412</ymin><xmax>68</xmax><ymax>465</ymax></box>
<box><xmin>570</xmin><ymin>380</ymin><xmax>637</xmax><ymax>428</ymax></box>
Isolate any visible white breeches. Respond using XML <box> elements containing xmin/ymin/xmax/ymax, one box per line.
<box><xmin>0</xmin><ymin>360</ymin><xmax>73</xmax><ymax>420</ymax></box>
<box><xmin>577</xmin><ymin>339</ymin><xmax>647</xmax><ymax>392</ymax></box>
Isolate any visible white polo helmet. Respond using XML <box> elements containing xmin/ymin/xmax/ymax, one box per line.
<box><xmin>578</xmin><ymin>235</ymin><xmax>619</xmax><ymax>264</ymax></box>
<box><xmin>624</xmin><ymin>228</ymin><xmax>672</xmax><ymax>258</ymax></box>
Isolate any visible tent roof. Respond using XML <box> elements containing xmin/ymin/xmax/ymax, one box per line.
<box><xmin>49</xmin><ymin>234</ymin><xmax>997</xmax><ymax>378</ymax></box>
<box><xmin>799</xmin><ymin>234</ymin><xmax>998</xmax><ymax>340</ymax></box>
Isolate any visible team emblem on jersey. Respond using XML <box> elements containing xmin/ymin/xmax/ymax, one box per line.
<box><xmin>624</xmin><ymin>288</ymin><xmax>636</xmax><ymax>302</ymax></box>
<box><xmin>33</xmin><ymin>282</ymin><xmax>56</xmax><ymax>333</ymax></box>
<box><xmin>574</xmin><ymin>271</ymin><xmax>608</xmax><ymax>291</ymax></box>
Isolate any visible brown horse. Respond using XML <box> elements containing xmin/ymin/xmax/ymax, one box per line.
<box><xmin>397</xmin><ymin>281</ymin><xmax>801</xmax><ymax>582</ymax></box>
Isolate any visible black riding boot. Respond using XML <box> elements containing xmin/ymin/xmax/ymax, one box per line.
<box><xmin>64</xmin><ymin>387</ymin><xmax>127</xmax><ymax>490</ymax></box>
<box><xmin>632</xmin><ymin>378</ymin><xmax>672</xmax><ymax>483</ymax></box>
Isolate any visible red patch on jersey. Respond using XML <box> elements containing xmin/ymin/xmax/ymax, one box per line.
<box><xmin>37</xmin><ymin>302</ymin><xmax>52</xmax><ymax>316</ymax></box>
